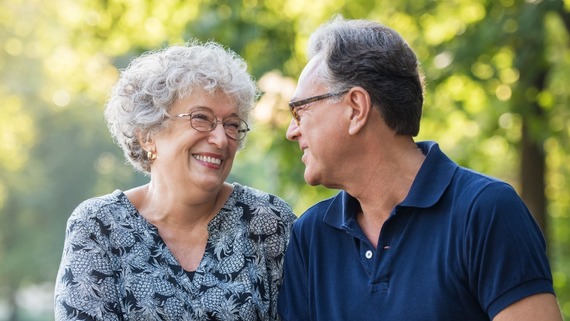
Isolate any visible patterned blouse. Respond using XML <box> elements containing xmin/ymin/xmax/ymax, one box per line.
<box><xmin>54</xmin><ymin>183</ymin><xmax>296</xmax><ymax>321</ymax></box>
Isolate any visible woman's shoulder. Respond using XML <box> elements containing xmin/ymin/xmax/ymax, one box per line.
<box><xmin>233</xmin><ymin>183</ymin><xmax>284</xmax><ymax>205</ymax></box>
<box><xmin>69</xmin><ymin>189</ymin><xmax>134</xmax><ymax>225</ymax></box>
<box><xmin>233</xmin><ymin>183</ymin><xmax>295</xmax><ymax>215</ymax></box>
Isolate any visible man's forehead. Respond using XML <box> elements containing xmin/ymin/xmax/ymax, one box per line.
<box><xmin>300</xmin><ymin>56</ymin><xmax>322</xmax><ymax>82</ymax></box>
<box><xmin>294</xmin><ymin>56</ymin><xmax>326</xmax><ymax>97</ymax></box>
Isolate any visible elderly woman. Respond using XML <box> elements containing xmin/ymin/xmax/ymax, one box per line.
<box><xmin>54</xmin><ymin>41</ymin><xmax>296</xmax><ymax>321</ymax></box>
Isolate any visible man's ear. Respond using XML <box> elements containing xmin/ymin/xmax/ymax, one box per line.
<box><xmin>347</xmin><ymin>86</ymin><xmax>372</xmax><ymax>135</ymax></box>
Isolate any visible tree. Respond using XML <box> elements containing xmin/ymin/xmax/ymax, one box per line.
<box><xmin>1</xmin><ymin>0</ymin><xmax>569</xmax><ymax>319</ymax></box>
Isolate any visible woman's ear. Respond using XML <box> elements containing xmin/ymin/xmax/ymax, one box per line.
<box><xmin>347</xmin><ymin>87</ymin><xmax>372</xmax><ymax>135</ymax></box>
<box><xmin>137</xmin><ymin>130</ymin><xmax>154</xmax><ymax>152</ymax></box>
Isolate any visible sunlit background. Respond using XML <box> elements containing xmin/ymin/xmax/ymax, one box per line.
<box><xmin>1</xmin><ymin>0</ymin><xmax>570</xmax><ymax>319</ymax></box>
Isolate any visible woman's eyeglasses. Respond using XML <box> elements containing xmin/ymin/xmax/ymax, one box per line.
<box><xmin>174</xmin><ymin>109</ymin><xmax>250</xmax><ymax>141</ymax></box>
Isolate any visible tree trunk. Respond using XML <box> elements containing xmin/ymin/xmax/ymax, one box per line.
<box><xmin>514</xmin><ymin>2</ymin><xmax>549</xmax><ymax>243</ymax></box>
<box><xmin>520</xmin><ymin>119</ymin><xmax>546</xmax><ymax>233</ymax></box>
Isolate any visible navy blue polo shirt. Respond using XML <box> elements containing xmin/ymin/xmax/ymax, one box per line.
<box><xmin>278</xmin><ymin>141</ymin><xmax>554</xmax><ymax>321</ymax></box>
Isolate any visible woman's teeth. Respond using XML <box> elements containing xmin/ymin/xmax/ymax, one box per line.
<box><xmin>194</xmin><ymin>155</ymin><xmax>221</xmax><ymax>165</ymax></box>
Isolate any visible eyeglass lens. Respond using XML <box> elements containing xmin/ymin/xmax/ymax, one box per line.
<box><xmin>289</xmin><ymin>91</ymin><xmax>349</xmax><ymax>125</ymax></box>
<box><xmin>184</xmin><ymin>110</ymin><xmax>249</xmax><ymax>140</ymax></box>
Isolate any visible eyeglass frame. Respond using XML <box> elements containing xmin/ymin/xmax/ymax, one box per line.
<box><xmin>288</xmin><ymin>90</ymin><xmax>349</xmax><ymax>125</ymax></box>
<box><xmin>173</xmin><ymin>109</ymin><xmax>250</xmax><ymax>141</ymax></box>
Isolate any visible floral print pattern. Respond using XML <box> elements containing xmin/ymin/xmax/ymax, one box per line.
<box><xmin>54</xmin><ymin>183</ymin><xmax>296</xmax><ymax>321</ymax></box>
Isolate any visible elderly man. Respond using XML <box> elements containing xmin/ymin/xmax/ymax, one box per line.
<box><xmin>278</xmin><ymin>15</ymin><xmax>563</xmax><ymax>321</ymax></box>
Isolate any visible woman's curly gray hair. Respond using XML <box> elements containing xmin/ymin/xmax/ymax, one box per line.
<box><xmin>104</xmin><ymin>40</ymin><xmax>258</xmax><ymax>174</ymax></box>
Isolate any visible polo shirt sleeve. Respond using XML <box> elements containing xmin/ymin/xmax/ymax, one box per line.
<box><xmin>278</xmin><ymin>220</ymin><xmax>311</xmax><ymax>321</ymax></box>
<box><xmin>464</xmin><ymin>181</ymin><xmax>555</xmax><ymax>319</ymax></box>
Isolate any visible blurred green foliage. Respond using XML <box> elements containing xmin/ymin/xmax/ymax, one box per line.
<box><xmin>1</xmin><ymin>0</ymin><xmax>569</xmax><ymax>320</ymax></box>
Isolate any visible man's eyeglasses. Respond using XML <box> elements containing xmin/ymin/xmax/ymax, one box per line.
<box><xmin>288</xmin><ymin>90</ymin><xmax>349</xmax><ymax>125</ymax></box>
<box><xmin>174</xmin><ymin>109</ymin><xmax>250</xmax><ymax>141</ymax></box>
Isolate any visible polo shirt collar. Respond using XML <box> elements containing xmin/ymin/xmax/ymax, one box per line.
<box><xmin>323</xmin><ymin>141</ymin><xmax>458</xmax><ymax>229</ymax></box>
<box><xmin>400</xmin><ymin>141</ymin><xmax>458</xmax><ymax>208</ymax></box>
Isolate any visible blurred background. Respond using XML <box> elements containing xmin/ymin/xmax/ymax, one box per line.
<box><xmin>1</xmin><ymin>0</ymin><xmax>569</xmax><ymax>319</ymax></box>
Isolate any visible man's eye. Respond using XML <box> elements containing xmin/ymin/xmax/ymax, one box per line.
<box><xmin>296</xmin><ymin>106</ymin><xmax>308</xmax><ymax>116</ymax></box>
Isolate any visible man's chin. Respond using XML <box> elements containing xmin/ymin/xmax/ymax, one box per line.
<box><xmin>303</xmin><ymin>171</ymin><xmax>321</xmax><ymax>186</ymax></box>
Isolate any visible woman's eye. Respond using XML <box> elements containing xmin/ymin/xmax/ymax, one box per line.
<box><xmin>192</xmin><ymin>112</ymin><xmax>212</xmax><ymax>122</ymax></box>
<box><xmin>224</xmin><ymin>120</ymin><xmax>240</xmax><ymax>129</ymax></box>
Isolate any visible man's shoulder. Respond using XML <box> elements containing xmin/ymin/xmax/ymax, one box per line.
<box><xmin>453</xmin><ymin>166</ymin><xmax>515</xmax><ymax>198</ymax></box>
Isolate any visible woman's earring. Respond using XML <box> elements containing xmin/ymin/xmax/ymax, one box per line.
<box><xmin>147</xmin><ymin>150</ymin><xmax>157</xmax><ymax>161</ymax></box>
